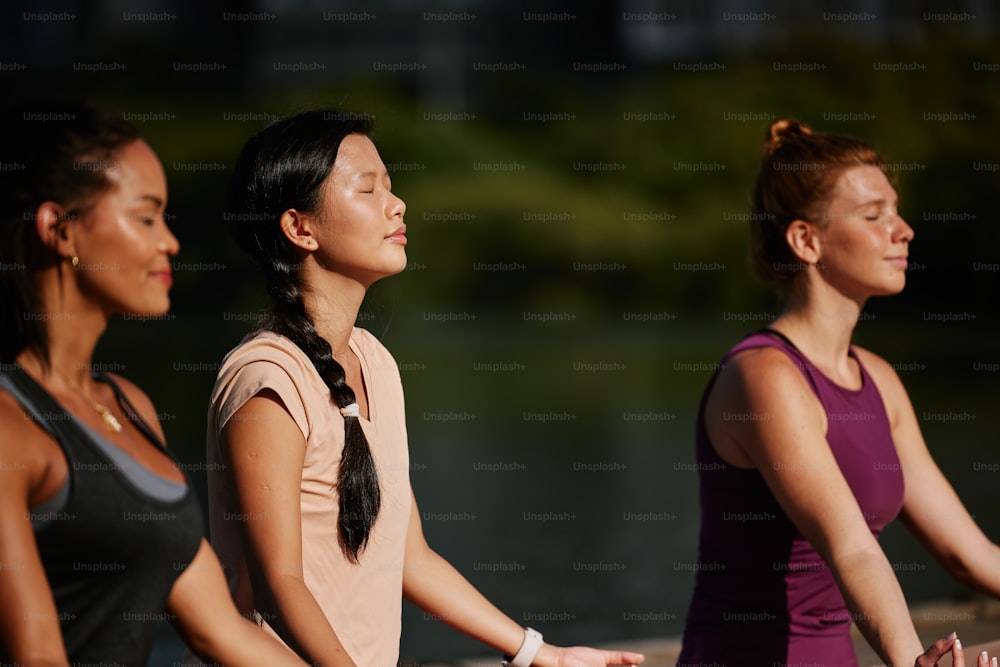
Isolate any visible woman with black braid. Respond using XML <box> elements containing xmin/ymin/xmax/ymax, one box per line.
<box><xmin>194</xmin><ymin>110</ymin><xmax>646</xmax><ymax>667</ymax></box>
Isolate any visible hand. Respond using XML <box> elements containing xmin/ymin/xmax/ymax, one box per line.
<box><xmin>915</xmin><ymin>633</ymin><xmax>995</xmax><ymax>667</ymax></box>
<box><xmin>535</xmin><ymin>644</ymin><xmax>644</xmax><ymax>667</ymax></box>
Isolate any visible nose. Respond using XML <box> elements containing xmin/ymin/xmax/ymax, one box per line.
<box><xmin>161</xmin><ymin>221</ymin><xmax>181</xmax><ymax>256</ymax></box>
<box><xmin>894</xmin><ymin>213</ymin><xmax>914</xmax><ymax>243</ymax></box>
<box><xmin>387</xmin><ymin>192</ymin><xmax>406</xmax><ymax>219</ymax></box>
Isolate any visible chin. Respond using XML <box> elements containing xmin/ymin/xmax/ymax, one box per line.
<box><xmin>385</xmin><ymin>257</ymin><xmax>408</xmax><ymax>276</ymax></box>
<box><xmin>872</xmin><ymin>282</ymin><xmax>906</xmax><ymax>298</ymax></box>
<box><xmin>127</xmin><ymin>299</ymin><xmax>172</xmax><ymax>319</ymax></box>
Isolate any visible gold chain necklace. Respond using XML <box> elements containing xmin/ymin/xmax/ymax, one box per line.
<box><xmin>88</xmin><ymin>399</ymin><xmax>123</xmax><ymax>433</ymax></box>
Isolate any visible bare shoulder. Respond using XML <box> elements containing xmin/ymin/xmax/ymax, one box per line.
<box><xmin>852</xmin><ymin>345</ymin><xmax>913</xmax><ymax>426</ymax></box>
<box><xmin>852</xmin><ymin>345</ymin><xmax>907</xmax><ymax>396</ymax></box>
<box><xmin>0</xmin><ymin>388</ymin><xmax>49</xmax><ymax>448</ymax></box>
<box><xmin>706</xmin><ymin>345</ymin><xmax>827</xmax><ymax>466</ymax></box>
<box><xmin>0</xmin><ymin>389</ymin><xmax>50</xmax><ymax>490</ymax></box>
<box><xmin>852</xmin><ymin>345</ymin><xmax>896</xmax><ymax>375</ymax></box>
<box><xmin>713</xmin><ymin>344</ymin><xmax>816</xmax><ymax>401</ymax></box>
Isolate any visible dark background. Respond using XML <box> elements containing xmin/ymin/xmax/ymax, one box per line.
<box><xmin>4</xmin><ymin>0</ymin><xmax>999</xmax><ymax>664</ymax></box>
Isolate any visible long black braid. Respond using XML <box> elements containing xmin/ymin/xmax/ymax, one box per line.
<box><xmin>227</xmin><ymin>110</ymin><xmax>379</xmax><ymax>561</ymax></box>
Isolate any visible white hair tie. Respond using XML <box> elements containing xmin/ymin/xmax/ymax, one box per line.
<box><xmin>340</xmin><ymin>403</ymin><xmax>360</xmax><ymax>419</ymax></box>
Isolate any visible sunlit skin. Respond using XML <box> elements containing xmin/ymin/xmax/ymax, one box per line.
<box><xmin>61</xmin><ymin>138</ymin><xmax>179</xmax><ymax>318</ymax></box>
<box><xmin>701</xmin><ymin>163</ymin><xmax>999</xmax><ymax>667</ymax></box>
<box><xmin>301</xmin><ymin>133</ymin><xmax>407</xmax><ymax>289</ymax></box>
<box><xmin>761</xmin><ymin>165</ymin><xmax>915</xmax><ymax>387</ymax></box>
<box><xmin>224</xmin><ymin>132</ymin><xmax>647</xmax><ymax>667</ymax></box>
<box><xmin>15</xmin><ymin>138</ymin><xmax>184</xmax><ymax>488</ymax></box>
<box><xmin>278</xmin><ymin>134</ymin><xmax>408</xmax><ymax>358</ymax></box>
<box><xmin>0</xmin><ymin>135</ymin><xmax>307</xmax><ymax>665</ymax></box>
<box><xmin>808</xmin><ymin>165</ymin><xmax>914</xmax><ymax>302</ymax></box>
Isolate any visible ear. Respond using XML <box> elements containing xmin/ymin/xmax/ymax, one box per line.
<box><xmin>784</xmin><ymin>218</ymin><xmax>821</xmax><ymax>266</ymax></box>
<box><xmin>35</xmin><ymin>201</ymin><xmax>76</xmax><ymax>259</ymax></box>
<box><xmin>279</xmin><ymin>209</ymin><xmax>318</xmax><ymax>252</ymax></box>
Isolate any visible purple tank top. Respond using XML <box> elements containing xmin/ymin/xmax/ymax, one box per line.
<box><xmin>678</xmin><ymin>330</ymin><xmax>905</xmax><ymax>667</ymax></box>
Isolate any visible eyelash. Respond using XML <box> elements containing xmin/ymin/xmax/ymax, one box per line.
<box><xmin>360</xmin><ymin>180</ymin><xmax>391</xmax><ymax>194</ymax></box>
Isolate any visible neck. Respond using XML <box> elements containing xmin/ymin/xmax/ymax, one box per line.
<box><xmin>298</xmin><ymin>267</ymin><xmax>368</xmax><ymax>358</ymax></box>
<box><xmin>771</xmin><ymin>278</ymin><xmax>865</xmax><ymax>371</ymax></box>
<box><xmin>17</xmin><ymin>268</ymin><xmax>107</xmax><ymax>393</ymax></box>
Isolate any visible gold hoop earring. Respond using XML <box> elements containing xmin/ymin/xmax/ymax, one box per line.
<box><xmin>71</xmin><ymin>256</ymin><xmax>80</xmax><ymax>269</ymax></box>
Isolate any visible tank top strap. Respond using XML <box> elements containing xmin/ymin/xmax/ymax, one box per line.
<box><xmin>1</xmin><ymin>367</ymin><xmax>166</xmax><ymax>453</ymax></box>
<box><xmin>722</xmin><ymin>328</ymin><xmax>823</xmax><ymax>396</ymax></box>
<box><xmin>1</xmin><ymin>367</ymin><xmax>94</xmax><ymax>456</ymax></box>
<box><xmin>93</xmin><ymin>371</ymin><xmax>167</xmax><ymax>452</ymax></box>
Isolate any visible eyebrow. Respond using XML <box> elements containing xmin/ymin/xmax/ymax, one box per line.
<box><xmin>133</xmin><ymin>195</ymin><xmax>165</xmax><ymax>207</ymax></box>
<box><xmin>354</xmin><ymin>170</ymin><xmax>392</xmax><ymax>188</ymax></box>
<box><xmin>855</xmin><ymin>196</ymin><xmax>898</xmax><ymax>208</ymax></box>
<box><xmin>359</xmin><ymin>169</ymin><xmax>390</xmax><ymax>178</ymax></box>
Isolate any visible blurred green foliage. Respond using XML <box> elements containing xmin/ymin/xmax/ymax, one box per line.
<box><xmin>97</xmin><ymin>33</ymin><xmax>997</xmax><ymax>332</ymax></box>
<box><xmin>83</xmin><ymin>34</ymin><xmax>1000</xmax><ymax>657</ymax></box>
<box><xmin>86</xmin><ymin>32</ymin><xmax>1000</xmax><ymax>458</ymax></box>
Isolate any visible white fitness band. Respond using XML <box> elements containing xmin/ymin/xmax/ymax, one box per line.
<box><xmin>502</xmin><ymin>627</ymin><xmax>543</xmax><ymax>666</ymax></box>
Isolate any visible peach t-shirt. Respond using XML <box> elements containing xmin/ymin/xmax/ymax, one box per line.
<box><xmin>206</xmin><ymin>328</ymin><xmax>411</xmax><ymax>667</ymax></box>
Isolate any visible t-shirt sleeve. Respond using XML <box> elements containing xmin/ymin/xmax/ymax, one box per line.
<box><xmin>214</xmin><ymin>359</ymin><xmax>311</xmax><ymax>441</ymax></box>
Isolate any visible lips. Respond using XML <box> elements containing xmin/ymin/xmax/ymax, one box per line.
<box><xmin>151</xmin><ymin>269</ymin><xmax>173</xmax><ymax>286</ymax></box>
<box><xmin>386</xmin><ymin>224</ymin><xmax>407</xmax><ymax>244</ymax></box>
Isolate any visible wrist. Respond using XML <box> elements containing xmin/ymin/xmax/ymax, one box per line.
<box><xmin>532</xmin><ymin>642</ymin><xmax>559</xmax><ymax>667</ymax></box>
<box><xmin>502</xmin><ymin>627</ymin><xmax>545</xmax><ymax>667</ymax></box>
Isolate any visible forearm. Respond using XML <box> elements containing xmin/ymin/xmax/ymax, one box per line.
<box><xmin>946</xmin><ymin>542</ymin><xmax>1000</xmax><ymax>598</ymax></box>
<box><xmin>404</xmin><ymin>546</ymin><xmax>525</xmax><ymax>654</ymax></box>
<box><xmin>0</xmin><ymin>650</ymin><xmax>69</xmax><ymax>667</ymax></box>
<box><xmin>187</xmin><ymin>616</ymin><xmax>306</xmax><ymax>667</ymax></box>
<box><xmin>9</xmin><ymin>658</ymin><xmax>69</xmax><ymax>667</ymax></box>
<box><xmin>256</xmin><ymin>573</ymin><xmax>357</xmax><ymax>667</ymax></box>
<box><xmin>0</xmin><ymin>622</ymin><xmax>71</xmax><ymax>667</ymax></box>
<box><xmin>830</xmin><ymin>548</ymin><xmax>923</xmax><ymax>665</ymax></box>
<box><xmin>403</xmin><ymin>546</ymin><xmax>534</xmax><ymax>661</ymax></box>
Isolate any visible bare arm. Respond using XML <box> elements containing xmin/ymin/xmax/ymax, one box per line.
<box><xmin>100</xmin><ymin>380</ymin><xmax>309</xmax><ymax>665</ymax></box>
<box><xmin>0</xmin><ymin>400</ymin><xmax>70</xmax><ymax>667</ymax></box>
<box><xmin>402</xmin><ymin>490</ymin><xmax>644</xmax><ymax>667</ymax></box>
<box><xmin>220</xmin><ymin>390</ymin><xmax>355</xmax><ymax>667</ymax></box>
<box><xmin>168</xmin><ymin>540</ymin><xmax>306</xmax><ymax>666</ymax></box>
<box><xmin>710</xmin><ymin>347</ymin><xmax>923</xmax><ymax>665</ymax></box>
<box><xmin>857</xmin><ymin>349</ymin><xmax>1000</xmax><ymax>595</ymax></box>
